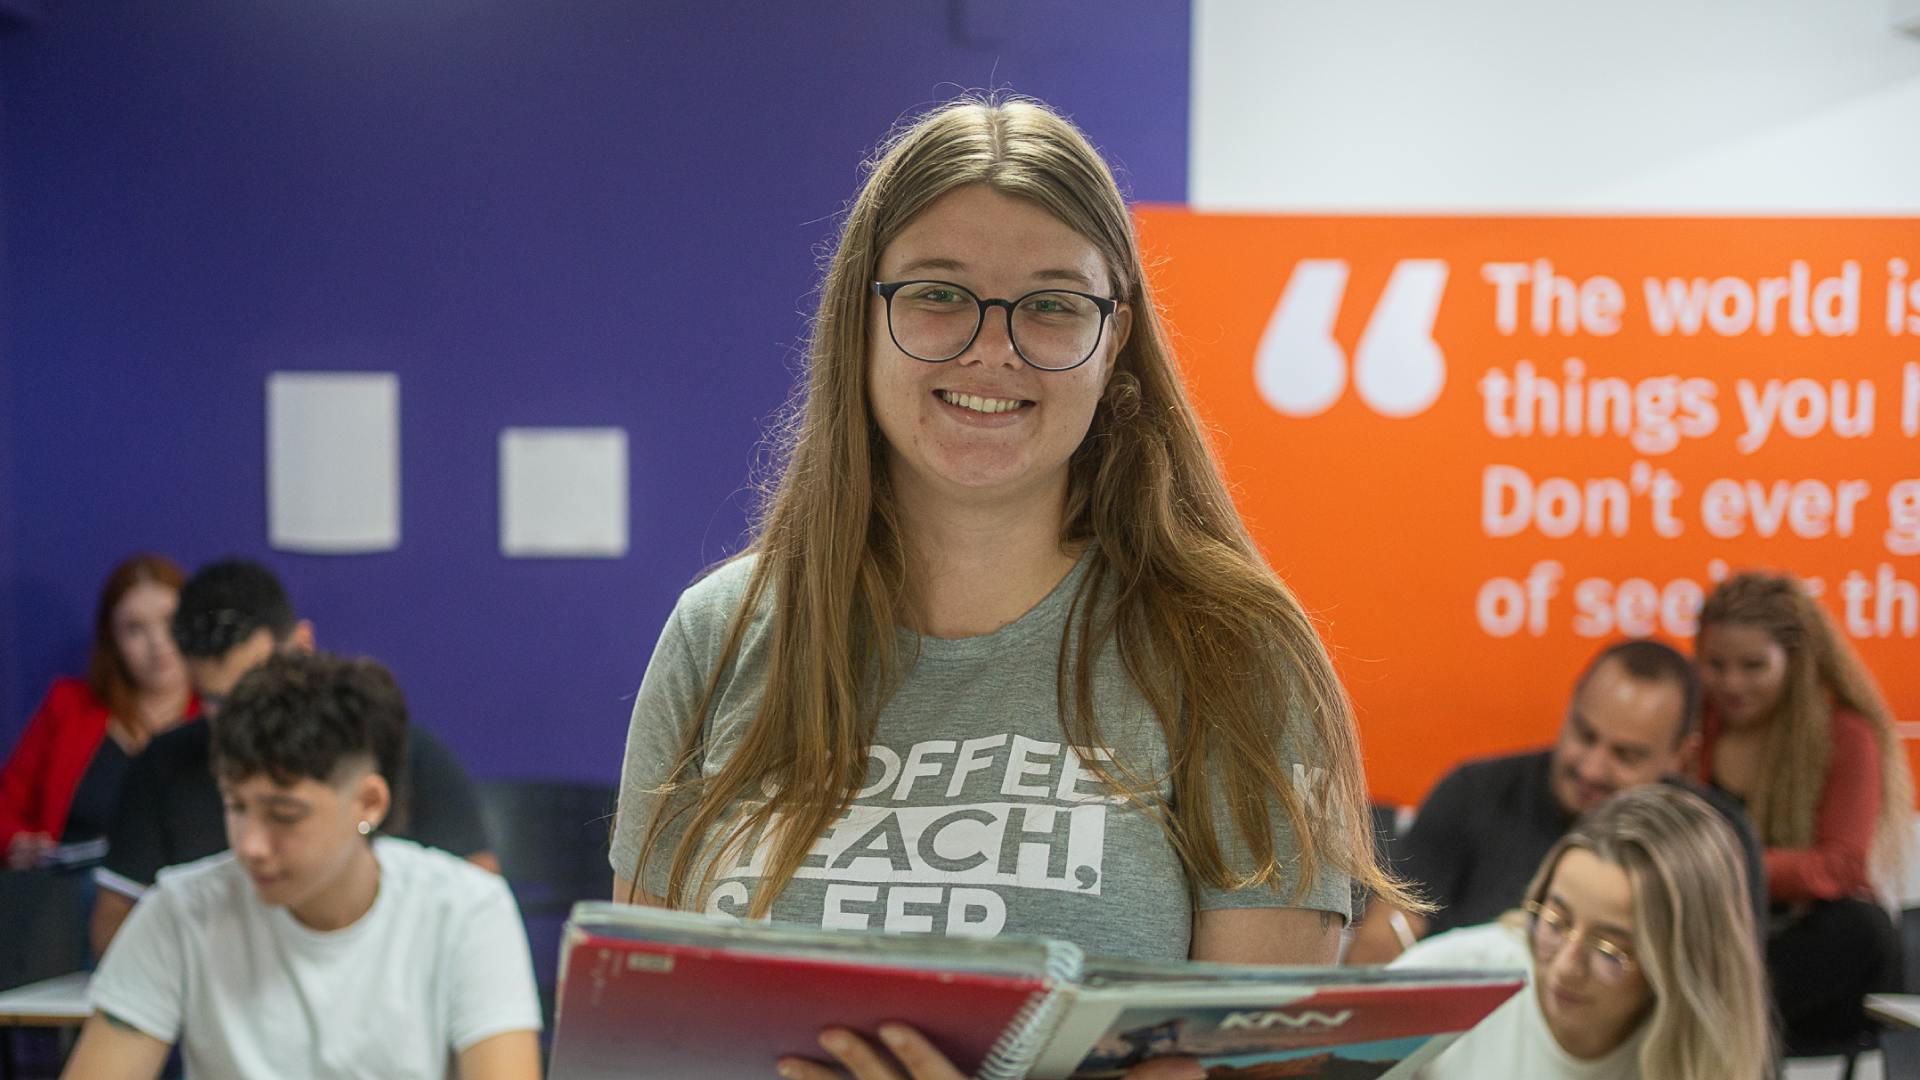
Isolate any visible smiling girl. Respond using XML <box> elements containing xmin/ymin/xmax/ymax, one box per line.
<box><xmin>610</xmin><ymin>95</ymin><xmax>1415</xmax><ymax>1080</ymax></box>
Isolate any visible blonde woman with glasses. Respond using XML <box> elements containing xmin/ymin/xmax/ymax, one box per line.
<box><xmin>610</xmin><ymin>94</ymin><xmax>1418</xmax><ymax>1080</ymax></box>
<box><xmin>1392</xmin><ymin>785</ymin><xmax>1771</xmax><ymax>1080</ymax></box>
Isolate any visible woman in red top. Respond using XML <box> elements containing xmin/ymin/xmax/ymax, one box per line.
<box><xmin>1694</xmin><ymin>569</ymin><xmax>1913</xmax><ymax>1051</ymax></box>
<box><xmin>0</xmin><ymin>553</ymin><xmax>195</xmax><ymax>868</ymax></box>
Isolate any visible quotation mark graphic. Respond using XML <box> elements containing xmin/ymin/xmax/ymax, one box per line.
<box><xmin>1254</xmin><ymin>259</ymin><xmax>1451</xmax><ymax>418</ymax></box>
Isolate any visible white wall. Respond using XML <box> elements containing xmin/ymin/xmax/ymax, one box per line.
<box><xmin>1192</xmin><ymin>0</ymin><xmax>1920</xmax><ymax>211</ymax></box>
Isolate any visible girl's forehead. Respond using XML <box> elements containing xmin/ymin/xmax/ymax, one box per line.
<box><xmin>880</xmin><ymin>188</ymin><xmax>1109</xmax><ymax>286</ymax></box>
<box><xmin>1701</xmin><ymin>621</ymin><xmax>1784</xmax><ymax>655</ymax></box>
<box><xmin>1547</xmin><ymin>848</ymin><xmax>1636</xmax><ymax>928</ymax></box>
<box><xmin>115</xmin><ymin>581</ymin><xmax>178</xmax><ymax>619</ymax></box>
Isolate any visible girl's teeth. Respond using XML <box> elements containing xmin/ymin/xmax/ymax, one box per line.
<box><xmin>941</xmin><ymin>391</ymin><xmax>1022</xmax><ymax>414</ymax></box>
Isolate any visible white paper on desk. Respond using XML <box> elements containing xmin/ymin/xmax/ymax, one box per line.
<box><xmin>1867</xmin><ymin>993</ymin><xmax>1920</xmax><ymax>1029</ymax></box>
<box><xmin>266</xmin><ymin>372</ymin><xmax>401</xmax><ymax>554</ymax></box>
<box><xmin>499</xmin><ymin>427</ymin><xmax>629</xmax><ymax>558</ymax></box>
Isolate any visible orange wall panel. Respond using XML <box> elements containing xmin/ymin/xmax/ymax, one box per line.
<box><xmin>1135</xmin><ymin>209</ymin><xmax>1920</xmax><ymax>805</ymax></box>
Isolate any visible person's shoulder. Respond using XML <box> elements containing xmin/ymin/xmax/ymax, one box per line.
<box><xmin>667</xmin><ymin>552</ymin><xmax>768</xmax><ymax>649</ymax></box>
<box><xmin>149</xmin><ymin>851</ymin><xmax>251</xmax><ymax>918</ymax></box>
<box><xmin>1468</xmin><ymin>747</ymin><xmax>1550</xmax><ymax>774</ymax></box>
<box><xmin>1829</xmin><ymin>705</ymin><xmax>1879</xmax><ymax>743</ymax></box>
<box><xmin>677</xmin><ymin>552</ymin><xmax>759</xmax><ymax>616</ymax></box>
<box><xmin>405</xmin><ymin>723</ymin><xmax>456</xmax><ymax>758</ymax></box>
<box><xmin>399</xmin><ymin>725</ymin><xmax>472</xmax><ymax>795</ymax></box>
<box><xmin>146</xmin><ymin>718</ymin><xmax>210</xmax><ymax>756</ymax></box>
<box><xmin>20</xmin><ymin>678</ymin><xmax>106</xmax><ymax>738</ymax></box>
<box><xmin>1438</xmin><ymin>748</ymin><xmax>1549</xmax><ymax>790</ymax></box>
<box><xmin>1390</xmin><ymin>920</ymin><xmax>1528</xmax><ymax>970</ymax></box>
<box><xmin>1660</xmin><ymin>774</ymin><xmax>1745</xmax><ymax>818</ymax></box>
<box><xmin>1410</xmin><ymin>751</ymin><xmax>1550</xmax><ymax>850</ymax></box>
<box><xmin>42</xmin><ymin>676</ymin><xmax>106</xmax><ymax>715</ymax></box>
<box><xmin>1822</xmin><ymin>705</ymin><xmax>1883</xmax><ymax>773</ymax></box>
<box><xmin>376</xmin><ymin>837</ymin><xmax>513</xmax><ymax>912</ymax></box>
<box><xmin>375</xmin><ymin>840</ymin><xmax>521</xmax><ymax>939</ymax></box>
<box><xmin>116</xmin><ymin>719</ymin><xmax>210</xmax><ymax>789</ymax></box>
<box><xmin>140</xmin><ymin>719</ymin><xmax>211</xmax><ymax>770</ymax></box>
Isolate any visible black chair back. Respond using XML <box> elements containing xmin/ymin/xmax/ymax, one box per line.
<box><xmin>475</xmin><ymin>779</ymin><xmax>617</xmax><ymax>917</ymax></box>
<box><xmin>0</xmin><ymin>867</ymin><xmax>92</xmax><ymax>991</ymax></box>
<box><xmin>473</xmin><ymin>779</ymin><xmax>618</xmax><ymax>1044</ymax></box>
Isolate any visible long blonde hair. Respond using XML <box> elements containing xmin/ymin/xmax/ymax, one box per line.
<box><xmin>1697</xmin><ymin>570</ymin><xmax>1913</xmax><ymax>891</ymax></box>
<box><xmin>636</xmin><ymin>94</ymin><xmax>1416</xmax><ymax>920</ymax></box>
<box><xmin>1524</xmin><ymin>787</ymin><xmax>1773</xmax><ymax>1080</ymax></box>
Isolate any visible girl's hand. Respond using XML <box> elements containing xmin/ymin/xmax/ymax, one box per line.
<box><xmin>775</xmin><ymin>1024</ymin><xmax>1208</xmax><ymax>1080</ymax></box>
<box><xmin>6</xmin><ymin>831</ymin><xmax>56</xmax><ymax>870</ymax></box>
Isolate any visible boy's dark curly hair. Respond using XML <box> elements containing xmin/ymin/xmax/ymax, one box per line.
<box><xmin>211</xmin><ymin>651</ymin><xmax>410</xmax><ymax>831</ymax></box>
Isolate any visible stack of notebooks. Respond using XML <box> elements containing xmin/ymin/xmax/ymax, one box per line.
<box><xmin>548</xmin><ymin>903</ymin><xmax>1522</xmax><ymax>1079</ymax></box>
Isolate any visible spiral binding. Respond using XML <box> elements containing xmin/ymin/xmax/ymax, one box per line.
<box><xmin>975</xmin><ymin>938</ymin><xmax>1085</xmax><ymax>1080</ymax></box>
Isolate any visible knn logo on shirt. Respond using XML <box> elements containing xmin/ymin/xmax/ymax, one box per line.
<box><xmin>1254</xmin><ymin>258</ymin><xmax>1450</xmax><ymax>419</ymax></box>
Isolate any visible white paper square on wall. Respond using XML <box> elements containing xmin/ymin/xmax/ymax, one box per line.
<box><xmin>499</xmin><ymin>427</ymin><xmax>629</xmax><ymax>558</ymax></box>
<box><xmin>267</xmin><ymin>371</ymin><xmax>401</xmax><ymax>554</ymax></box>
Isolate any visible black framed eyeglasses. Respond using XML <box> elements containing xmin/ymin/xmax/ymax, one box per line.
<box><xmin>872</xmin><ymin>279</ymin><xmax>1120</xmax><ymax>372</ymax></box>
<box><xmin>1523</xmin><ymin>901</ymin><xmax>1640</xmax><ymax>985</ymax></box>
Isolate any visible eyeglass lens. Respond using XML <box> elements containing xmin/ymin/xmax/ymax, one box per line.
<box><xmin>885</xmin><ymin>281</ymin><xmax>1105</xmax><ymax>371</ymax></box>
<box><xmin>1530</xmin><ymin>907</ymin><xmax>1632</xmax><ymax>984</ymax></box>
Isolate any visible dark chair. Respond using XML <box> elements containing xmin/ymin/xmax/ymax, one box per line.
<box><xmin>1783</xmin><ymin>1028</ymin><xmax>1879</xmax><ymax>1080</ymax></box>
<box><xmin>1883</xmin><ymin>1027</ymin><xmax>1920</xmax><ymax>1080</ymax></box>
<box><xmin>1881</xmin><ymin>906</ymin><xmax>1920</xmax><ymax>1080</ymax></box>
<box><xmin>473</xmin><ymin>779</ymin><xmax>618</xmax><ymax>1042</ymax></box>
<box><xmin>1903</xmin><ymin>905</ymin><xmax>1920</xmax><ymax>992</ymax></box>
<box><xmin>0</xmin><ymin>868</ymin><xmax>94</xmax><ymax>1079</ymax></box>
<box><xmin>0</xmin><ymin>868</ymin><xmax>91</xmax><ymax>991</ymax></box>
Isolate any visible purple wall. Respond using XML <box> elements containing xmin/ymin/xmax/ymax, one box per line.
<box><xmin>0</xmin><ymin>1</ymin><xmax>1191</xmax><ymax>781</ymax></box>
<box><xmin>0</xmin><ymin>17</ymin><xmax>14</xmax><ymax>731</ymax></box>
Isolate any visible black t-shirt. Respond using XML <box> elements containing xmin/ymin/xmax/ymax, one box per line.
<box><xmin>1397</xmin><ymin>749</ymin><xmax>1768</xmax><ymax>936</ymax></box>
<box><xmin>95</xmin><ymin>719</ymin><xmax>490</xmax><ymax>896</ymax></box>
<box><xmin>63</xmin><ymin>737</ymin><xmax>133</xmax><ymax>843</ymax></box>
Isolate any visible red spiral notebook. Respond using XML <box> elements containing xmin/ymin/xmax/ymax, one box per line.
<box><xmin>547</xmin><ymin>903</ymin><xmax>1522</xmax><ymax>1080</ymax></box>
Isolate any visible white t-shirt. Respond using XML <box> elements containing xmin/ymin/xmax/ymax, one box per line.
<box><xmin>91</xmin><ymin>837</ymin><xmax>542</xmax><ymax>1079</ymax></box>
<box><xmin>1390</xmin><ymin>922</ymin><xmax>1647</xmax><ymax>1080</ymax></box>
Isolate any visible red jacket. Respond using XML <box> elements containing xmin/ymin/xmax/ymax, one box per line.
<box><xmin>0</xmin><ymin>677</ymin><xmax>196</xmax><ymax>847</ymax></box>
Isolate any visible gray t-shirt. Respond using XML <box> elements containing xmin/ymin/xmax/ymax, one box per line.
<box><xmin>610</xmin><ymin>549</ymin><xmax>1349</xmax><ymax>962</ymax></box>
